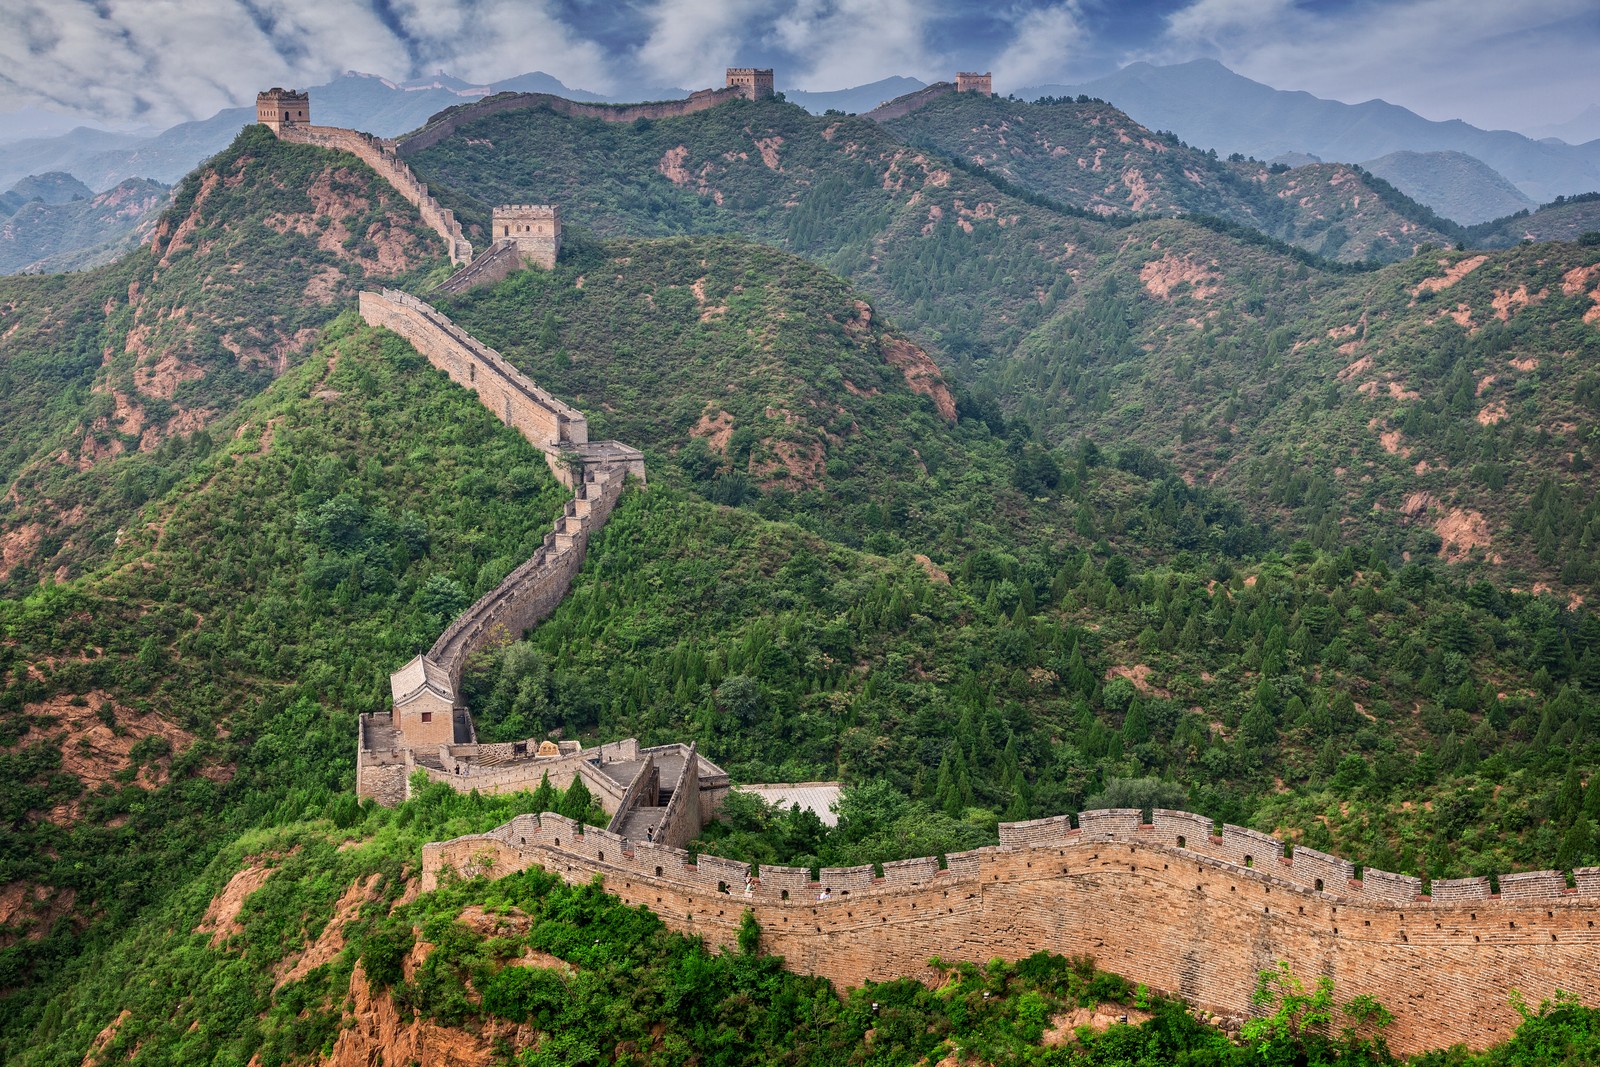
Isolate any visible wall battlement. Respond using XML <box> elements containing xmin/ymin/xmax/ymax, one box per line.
<box><xmin>725</xmin><ymin>68</ymin><xmax>775</xmax><ymax>100</ymax></box>
<box><xmin>424</xmin><ymin>807</ymin><xmax>1600</xmax><ymax>1056</ymax></box>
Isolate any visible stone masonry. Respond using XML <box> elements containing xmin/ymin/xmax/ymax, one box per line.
<box><xmin>956</xmin><ymin>72</ymin><xmax>994</xmax><ymax>95</ymax></box>
<box><xmin>425</xmin><ymin>807</ymin><xmax>1600</xmax><ymax>1057</ymax></box>
<box><xmin>268</xmin><ymin>118</ymin><xmax>473</xmax><ymax>263</ymax></box>
<box><xmin>256</xmin><ymin>88</ymin><xmax>309</xmax><ymax>133</ymax></box>
<box><xmin>491</xmin><ymin>204</ymin><xmax>561</xmax><ymax>269</ymax></box>
<box><xmin>725</xmin><ymin>68</ymin><xmax>776</xmax><ymax>100</ymax></box>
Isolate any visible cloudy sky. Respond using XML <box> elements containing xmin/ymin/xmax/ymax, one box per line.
<box><xmin>1</xmin><ymin>0</ymin><xmax>1595</xmax><ymax>136</ymax></box>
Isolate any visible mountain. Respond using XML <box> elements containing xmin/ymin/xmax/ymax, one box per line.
<box><xmin>878</xmin><ymin>90</ymin><xmax>1456</xmax><ymax>262</ymax></box>
<box><xmin>1527</xmin><ymin>103</ymin><xmax>1600</xmax><ymax>145</ymax></box>
<box><xmin>0</xmin><ymin>176</ymin><xmax>169</xmax><ymax>273</ymax></box>
<box><xmin>1467</xmin><ymin>192</ymin><xmax>1600</xmax><ymax>248</ymax></box>
<box><xmin>4</xmin><ymin>96</ymin><xmax>1600</xmax><ymax>1065</ymax></box>
<box><xmin>786</xmin><ymin>76</ymin><xmax>928</xmax><ymax>115</ymax></box>
<box><xmin>0</xmin><ymin>172</ymin><xmax>93</xmax><ymax>215</ymax></box>
<box><xmin>1028</xmin><ymin>59</ymin><xmax>1600</xmax><ymax>207</ymax></box>
<box><xmin>1359</xmin><ymin>150</ymin><xmax>1536</xmax><ymax>225</ymax></box>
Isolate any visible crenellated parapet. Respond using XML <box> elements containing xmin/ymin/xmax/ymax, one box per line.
<box><xmin>422</xmin><ymin>806</ymin><xmax>1600</xmax><ymax>1056</ymax></box>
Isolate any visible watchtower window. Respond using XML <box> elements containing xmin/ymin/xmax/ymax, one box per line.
<box><xmin>1244</xmin><ymin>855</ymin><xmax>1254</xmax><ymax>868</ymax></box>
<box><xmin>1315</xmin><ymin>878</ymin><xmax>1324</xmax><ymax>892</ymax></box>
<box><xmin>1177</xmin><ymin>835</ymin><xmax>1186</xmax><ymax>849</ymax></box>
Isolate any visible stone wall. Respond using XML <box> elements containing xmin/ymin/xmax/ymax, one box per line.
<box><xmin>358</xmin><ymin>288</ymin><xmax>586</xmax><ymax>455</ymax></box>
<box><xmin>432</xmin><ymin>241</ymin><xmax>523</xmax><ymax>296</ymax></box>
<box><xmin>422</xmin><ymin>810</ymin><xmax>1600</xmax><ymax>1056</ymax></box>
<box><xmin>864</xmin><ymin>83</ymin><xmax>956</xmax><ymax>123</ymax></box>
<box><xmin>396</xmin><ymin>88</ymin><xmax>747</xmax><ymax>157</ymax></box>
<box><xmin>276</xmin><ymin>124</ymin><xmax>473</xmax><ymax>263</ymax></box>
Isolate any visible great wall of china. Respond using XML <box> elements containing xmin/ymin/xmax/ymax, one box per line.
<box><xmin>257</xmin><ymin>80</ymin><xmax>1600</xmax><ymax>1056</ymax></box>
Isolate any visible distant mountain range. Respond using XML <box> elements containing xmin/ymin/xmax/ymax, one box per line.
<box><xmin>2</xmin><ymin>63</ymin><xmax>1594</xmax><ymax>276</ymax></box>
<box><xmin>1027</xmin><ymin>59</ymin><xmax>1600</xmax><ymax>206</ymax></box>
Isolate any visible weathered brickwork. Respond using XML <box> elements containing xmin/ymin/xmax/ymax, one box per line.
<box><xmin>725</xmin><ymin>68</ymin><xmax>775</xmax><ymax>100</ymax></box>
<box><xmin>256</xmin><ymin>88</ymin><xmax>309</xmax><ymax>133</ymax></box>
<box><xmin>955</xmin><ymin>72</ymin><xmax>994</xmax><ymax>95</ymax></box>
<box><xmin>864</xmin><ymin>82</ymin><xmax>957</xmax><ymax>123</ymax></box>
<box><xmin>425</xmin><ymin>811</ymin><xmax>1600</xmax><ymax>1057</ymax></box>
<box><xmin>491</xmin><ymin>204</ymin><xmax>561</xmax><ymax>269</ymax></box>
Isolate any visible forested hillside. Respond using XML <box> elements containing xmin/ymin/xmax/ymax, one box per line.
<box><xmin>0</xmin><ymin>102</ymin><xmax>1599</xmax><ymax>1066</ymax></box>
<box><xmin>0</xmin><ymin>126</ymin><xmax>447</xmax><ymax>593</ymax></box>
<box><xmin>880</xmin><ymin>93</ymin><xmax>1455</xmax><ymax>262</ymax></box>
<box><xmin>401</xmin><ymin>96</ymin><xmax>1600</xmax><ymax>597</ymax></box>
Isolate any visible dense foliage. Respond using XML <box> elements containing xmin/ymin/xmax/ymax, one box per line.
<box><xmin>1</xmin><ymin>103</ymin><xmax>1599</xmax><ymax>1066</ymax></box>
<box><xmin>884</xmin><ymin>93</ymin><xmax>1453</xmax><ymax>263</ymax></box>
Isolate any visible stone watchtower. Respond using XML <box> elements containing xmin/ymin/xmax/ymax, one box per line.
<box><xmin>492</xmin><ymin>204</ymin><xmax>561</xmax><ymax>269</ymax></box>
<box><xmin>955</xmin><ymin>72</ymin><xmax>994</xmax><ymax>95</ymax></box>
<box><xmin>256</xmin><ymin>88</ymin><xmax>310</xmax><ymax>133</ymax></box>
<box><xmin>725</xmin><ymin>68</ymin><xmax>775</xmax><ymax>100</ymax></box>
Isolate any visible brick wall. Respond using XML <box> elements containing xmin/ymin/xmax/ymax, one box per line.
<box><xmin>864</xmin><ymin>83</ymin><xmax>957</xmax><ymax>122</ymax></box>
<box><xmin>421</xmin><ymin>811</ymin><xmax>1600</xmax><ymax>1055</ymax></box>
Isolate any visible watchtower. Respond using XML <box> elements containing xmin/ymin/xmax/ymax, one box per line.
<box><xmin>955</xmin><ymin>72</ymin><xmax>993</xmax><ymax>95</ymax></box>
<box><xmin>725</xmin><ymin>68</ymin><xmax>775</xmax><ymax>100</ymax></box>
<box><xmin>492</xmin><ymin>204</ymin><xmax>561</xmax><ymax>269</ymax></box>
<box><xmin>256</xmin><ymin>88</ymin><xmax>310</xmax><ymax>133</ymax></box>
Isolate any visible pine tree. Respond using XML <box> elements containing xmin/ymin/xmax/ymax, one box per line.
<box><xmin>559</xmin><ymin>775</ymin><xmax>593</xmax><ymax>821</ymax></box>
<box><xmin>531</xmin><ymin>772</ymin><xmax>557</xmax><ymax>813</ymax></box>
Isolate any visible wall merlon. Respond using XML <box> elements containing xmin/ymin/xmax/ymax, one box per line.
<box><xmin>1359</xmin><ymin>868</ymin><xmax>1423</xmax><ymax>903</ymax></box>
<box><xmin>880</xmin><ymin>856</ymin><xmax>941</xmax><ymax>883</ymax></box>
<box><xmin>1285</xmin><ymin>845</ymin><xmax>1357</xmax><ymax>892</ymax></box>
<box><xmin>1497</xmin><ymin>871</ymin><xmax>1571</xmax><ymax>900</ymax></box>
<box><xmin>754</xmin><ymin>865</ymin><xmax>815</xmax><ymax>894</ymax></box>
<box><xmin>1150</xmin><ymin>809</ymin><xmax>1217</xmax><ymax>848</ymax></box>
<box><xmin>1430</xmin><ymin>876</ymin><xmax>1493</xmax><ymax>902</ymax></box>
<box><xmin>817</xmin><ymin>865</ymin><xmax>877</xmax><ymax>892</ymax></box>
<box><xmin>997</xmin><ymin>814</ymin><xmax>1075</xmax><ymax>848</ymax></box>
<box><xmin>1076</xmin><ymin>809</ymin><xmax>1143</xmax><ymax>840</ymax></box>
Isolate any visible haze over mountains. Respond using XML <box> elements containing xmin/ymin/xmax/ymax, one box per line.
<box><xmin>2</xmin><ymin>60</ymin><xmax>1596</xmax><ymax>279</ymax></box>
<box><xmin>1031</xmin><ymin>60</ymin><xmax>1600</xmax><ymax>206</ymax></box>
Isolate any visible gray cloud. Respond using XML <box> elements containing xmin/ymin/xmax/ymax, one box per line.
<box><xmin>1144</xmin><ymin>0</ymin><xmax>1599</xmax><ymax>132</ymax></box>
<box><xmin>0</xmin><ymin>0</ymin><xmax>1593</xmax><ymax>136</ymax></box>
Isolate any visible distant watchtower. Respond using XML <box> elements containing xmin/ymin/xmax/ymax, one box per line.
<box><xmin>725</xmin><ymin>68</ymin><xmax>775</xmax><ymax>100</ymax></box>
<box><xmin>492</xmin><ymin>204</ymin><xmax>561</xmax><ymax>269</ymax></box>
<box><xmin>955</xmin><ymin>72</ymin><xmax>993</xmax><ymax>95</ymax></box>
<box><xmin>256</xmin><ymin>88</ymin><xmax>310</xmax><ymax>133</ymax></box>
